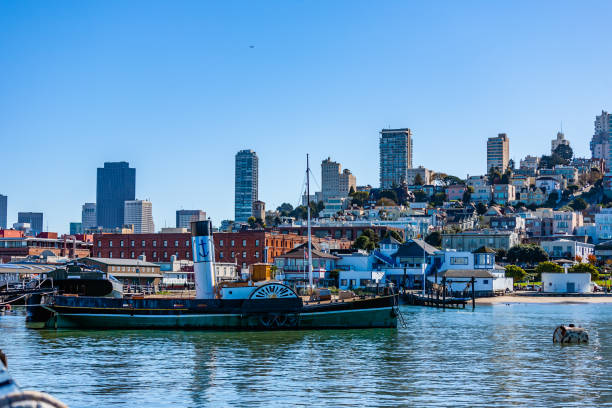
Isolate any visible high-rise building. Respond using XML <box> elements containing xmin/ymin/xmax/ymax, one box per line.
<box><xmin>321</xmin><ymin>158</ymin><xmax>357</xmax><ymax>201</ymax></box>
<box><xmin>591</xmin><ymin>111</ymin><xmax>612</xmax><ymax>171</ymax></box>
<box><xmin>17</xmin><ymin>212</ymin><xmax>43</xmax><ymax>236</ymax></box>
<box><xmin>551</xmin><ymin>132</ymin><xmax>570</xmax><ymax>154</ymax></box>
<box><xmin>124</xmin><ymin>200</ymin><xmax>154</xmax><ymax>234</ymax></box>
<box><xmin>96</xmin><ymin>162</ymin><xmax>136</xmax><ymax>229</ymax></box>
<box><xmin>81</xmin><ymin>203</ymin><xmax>97</xmax><ymax>230</ymax></box>
<box><xmin>70</xmin><ymin>222</ymin><xmax>83</xmax><ymax>235</ymax></box>
<box><xmin>0</xmin><ymin>194</ymin><xmax>6</xmax><ymax>229</ymax></box>
<box><xmin>235</xmin><ymin>149</ymin><xmax>259</xmax><ymax>223</ymax></box>
<box><xmin>487</xmin><ymin>133</ymin><xmax>510</xmax><ymax>172</ymax></box>
<box><xmin>176</xmin><ymin>210</ymin><xmax>207</xmax><ymax>229</ymax></box>
<box><xmin>379</xmin><ymin>128</ymin><xmax>413</xmax><ymax>189</ymax></box>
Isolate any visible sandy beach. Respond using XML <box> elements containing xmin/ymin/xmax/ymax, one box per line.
<box><xmin>477</xmin><ymin>294</ymin><xmax>612</xmax><ymax>304</ymax></box>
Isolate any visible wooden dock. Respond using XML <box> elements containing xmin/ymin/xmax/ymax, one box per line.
<box><xmin>401</xmin><ymin>292</ymin><xmax>469</xmax><ymax>309</ymax></box>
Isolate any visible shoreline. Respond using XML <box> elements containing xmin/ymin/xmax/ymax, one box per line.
<box><xmin>477</xmin><ymin>295</ymin><xmax>612</xmax><ymax>304</ymax></box>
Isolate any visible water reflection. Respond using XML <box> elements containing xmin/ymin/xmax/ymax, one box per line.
<box><xmin>1</xmin><ymin>305</ymin><xmax>612</xmax><ymax>407</ymax></box>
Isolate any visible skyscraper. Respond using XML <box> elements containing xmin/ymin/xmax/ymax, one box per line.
<box><xmin>70</xmin><ymin>222</ymin><xmax>83</xmax><ymax>235</ymax></box>
<box><xmin>321</xmin><ymin>158</ymin><xmax>356</xmax><ymax>201</ymax></box>
<box><xmin>0</xmin><ymin>194</ymin><xmax>6</xmax><ymax>229</ymax></box>
<box><xmin>124</xmin><ymin>200</ymin><xmax>154</xmax><ymax>233</ymax></box>
<box><xmin>96</xmin><ymin>162</ymin><xmax>136</xmax><ymax>228</ymax></box>
<box><xmin>235</xmin><ymin>150</ymin><xmax>258</xmax><ymax>223</ymax></box>
<box><xmin>591</xmin><ymin>110</ymin><xmax>611</xmax><ymax>171</ymax></box>
<box><xmin>379</xmin><ymin>128</ymin><xmax>413</xmax><ymax>189</ymax></box>
<box><xmin>487</xmin><ymin>133</ymin><xmax>510</xmax><ymax>172</ymax></box>
<box><xmin>81</xmin><ymin>203</ymin><xmax>97</xmax><ymax>231</ymax></box>
<box><xmin>17</xmin><ymin>212</ymin><xmax>43</xmax><ymax>236</ymax></box>
<box><xmin>176</xmin><ymin>210</ymin><xmax>207</xmax><ymax>229</ymax></box>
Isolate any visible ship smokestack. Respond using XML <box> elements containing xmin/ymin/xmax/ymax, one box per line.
<box><xmin>191</xmin><ymin>220</ymin><xmax>216</xmax><ymax>299</ymax></box>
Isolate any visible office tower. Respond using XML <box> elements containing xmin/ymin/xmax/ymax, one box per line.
<box><xmin>591</xmin><ymin>111</ymin><xmax>612</xmax><ymax>171</ymax></box>
<box><xmin>235</xmin><ymin>149</ymin><xmax>258</xmax><ymax>223</ymax></box>
<box><xmin>70</xmin><ymin>222</ymin><xmax>83</xmax><ymax>235</ymax></box>
<box><xmin>0</xmin><ymin>194</ymin><xmax>6</xmax><ymax>229</ymax></box>
<box><xmin>551</xmin><ymin>132</ymin><xmax>570</xmax><ymax>154</ymax></box>
<box><xmin>17</xmin><ymin>212</ymin><xmax>43</xmax><ymax>236</ymax></box>
<box><xmin>96</xmin><ymin>162</ymin><xmax>136</xmax><ymax>228</ymax></box>
<box><xmin>81</xmin><ymin>203</ymin><xmax>97</xmax><ymax>230</ymax></box>
<box><xmin>379</xmin><ymin>128</ymin><xmax>413</xmax><ymax>189</ymax></box>
<box><xmin>487</xmin><ymin>133</ymin><xmax>510</xmax><ymax>172</ymax></box>
<box><xmin>176</xmin><ymin>210</ymin><xmax>207</xmax><ymax>229</ymax></box>
<box><xmin>321</xmin><ymin>158</ymin><xmax>357</xmax><ymax>201</ymax></box>
<box><xmin>124</xmin><ymin>200</ymin><xmax>154</xmax><ymax>233</ymax></box>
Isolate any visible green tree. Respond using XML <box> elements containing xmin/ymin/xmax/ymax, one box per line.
<box><xmin>430</xmin><ymin>192</ymin><xmax>447</xmax><ymax>207</ymax></box>
<box><xmin>349</xmin><ymin>186</ymin><xmax>356</xmax><ymax>195</ymax></box>
<box><xmin>507</xmin><ymin>244</ymin><xmax>549</xmax><ymax>265</ymax></box>
<box><xmin>377</xmin><ymin>197</ymin><xmax>397</xmax><ymax>207</ymax></box>
<box><xmin>553</xmin><ymin>144</ymin><xmax>573</xmax><ymax>163</ymax></box>
<box><xmin>544</xmin><ymin>191</ymin><xmax>559</xmax><ymax>207</ymax></box>
<box><xmin>535</xmin><ymin>261</ymin><xmax>563</xmax><ymax>274</ymax></box>
<box><xmin>462</xmin><ymin>186</ymin><xmax>474</xmax><ymax>204</ymax></box>
<box><xmin>505</xmin><ymin>265</ymin><xmax>527</xmax><ymax>282</ymax></box>
<box><xmin>350</xmin><ymin>191</ymin><xmax>369</xmax><ymax>207</ymax></box>
<box><xmin>487</xmin><ymin>167</ymin><xmax>502</xmax><ymax>184</ymax></box>
<box><xmin>413</xmin><ymin>190</ymin><xmax>429</xmax><ymax>203</ymax></box>
<box><xmin>424</xmin><ymin>231</ymin><xmax>442</xmax><ymax>247</ymax></box>
<box><xmin>277</xmin><ymin>203</ymin><xmax>294</xmax><ymax>216</ymax></box>
<box><xmin>476</xmin><ymin>202</ymin><xmax>488</xmax><ymax>215</ymax></box>
<box><xmin>247</xmin><ymin>216</ymin><xmax>257</xmax><ymax>227</ymax></box>
<box><xmin>414</xmin><ymin>173</ymin><xmax>424</xmax><ymax>186</ymax></box>
<box><xmin>495</xmin><ymin>248</ymin><xmax>507</xmax><ymax>262</ymax></box>
<box><xmin>379</xmin><ymin>190</ymin><xmax>399</xmax><ymax>204</ymax></box>
<box><xmin>570</xmin><ymin>197</ymin><xmax>587</xmax><ymax>211</ymax></box>
<box><xmin>352</xmin><ymin>235</ymin><xmax>375</xmax><ymax>251</ymax></box>
<box><xmin>384</xmin><ymin>230</ymin><xmax>404</xmax><ymax>243</ymax></box>
<box><xmin>569</xmin><ymin>262</ymin><xmax>600</xmax><ymax>279</ymax></box>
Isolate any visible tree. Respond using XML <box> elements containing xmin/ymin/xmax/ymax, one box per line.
<box><xmin>350</xmin><ymin>191</ymin><xmax>369</xmax><ymax>207</ymax></box>
<box><xmin>430</xmin><ymin>192</ymin><xmax>447</xmax><ymax>207</ymax></box>
<box><xmin>544</xmin><ymin>191</ymin><xmax>559</xmax><ymax>207</ymax></box>
<box><xmin>379</xmin><ymin>190</ymin><xmax>399</xmax><ymax>204</ymax></box>
<box><xmin>587</xmin><ymin>254</ymin><xmax>598</xmax><ymax>265</ymax></box>
<box><xmin>413</xmin><ymin>190</ymin><xmax>428</xmax><ymax>203</ymax></box>
<box><xmin>487</xmin><ymin>167</ymin><xmax>502</xmax><ymax>185</ymax></box>
<box><xmin>570</xmin><ymin>198</ymin><xmax>587</xmax><ymax>212</ymax></box>
<box><xmin>247</xmin><ymin>216</ymin><xmax>257</xmax><ymax>227</ymax></box>
<box><xmin>352</xmin><ymin>229</ymin><xmax>379</xmax><ymax>251</ymax></box>
<box><xmin>377</xmin><ymin>197</ymin><xmax>397</xmax><ymax>206</ymax></box>
<box><xmin>349</xmin><ymin>186</ymin><xmax>356</xmax><ymax>195</ymax></box>
<box><xmin>569</xmin><ymin>262</ymin><xmax>600</xmax><ymax>279</ymax></box>
<box><xmin>414</xmin><ymin>173</ymin><xmax>424</xmax><ymax>186</ymax></box>
<box><xmin>424</xmin><ymin>231</ymin><xmax>442</xmax><ymax>247</ymax></box>
<box><xmin>553</xmin><ymin>144</ymin><xmax>573</xmax><ymax>163</ymax></box>
<box><xmin>505</xmin><ymin>265</ymin><xmax>527</xmax><ymax>282</ymax></box>
<box><xmin>508</xmin><ymin>159</ymin><xmax>515</xmax><ymax>170</ymax></box>
<box><xmin>444</xmin><ymin>175</ymin><xmax>465</xmax><ymax>186</ymax></box>
<box><xmin>495</xmin><ymin>248</ymin><xmax>507</xmax><ymax>262</ymax></box>
<box><xmin>277</xmin><ymin>203</ymin><xmax>294</xmax><ymax>216</ymax></box>
<box><xmin>462</xmin><ymin>186</ymin><xmax>474</xmax><ymax>204</ymax></box>
<box><xmin>507</xmin><ymin>244</ymin><xmax>549</xmax><ymax>265</ymax></box>
<box><xmin>476</xmin><ymin>202</ymin><xmax>488</xmax><ymax>215</ymax></box>
<box><xmin>384</xmin><ymin>230</ymin><xmax>404</xmax><ymax>243</ymax></box>
<box><xmin>535</xmin><ymin>261</ymin><xmax>563</xmax><ymax>274</ymax></box>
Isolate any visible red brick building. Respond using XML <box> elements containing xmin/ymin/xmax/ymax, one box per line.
<box><xmin>0</xmin><ymin>230</ymin><xmax>92</xmax><ymax>263</ymax></box>
<box><xmin>92</xmin><ymin>230</ymin><xmax>350</xmax><ymax>270</ymax></box>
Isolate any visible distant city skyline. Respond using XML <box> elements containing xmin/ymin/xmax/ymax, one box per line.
<box><xmin>1</xmin><ymin>1</ymin><xmax>610</xmax><ymax>233</ymax></box>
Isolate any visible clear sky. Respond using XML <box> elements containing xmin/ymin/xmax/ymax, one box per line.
<box><xmin>2</xmin><ymin>1</ymin><xmax>612</xmax><ymax>233</ymax></box>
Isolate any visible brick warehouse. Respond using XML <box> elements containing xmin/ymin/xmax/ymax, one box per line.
<box><xmin>93</xmin><ymin>230</ymin><xmax>350</xmax><ymax>270</ymax></box>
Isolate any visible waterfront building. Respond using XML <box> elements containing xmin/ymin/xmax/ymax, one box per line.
<box><xmin>542</xmin><ymin>272</ymin><xmax>591</xmax><ymax>293</ymax></box>
<box><xmin>274</xmin><ymin>242</ymin><xmax>340</xmax><ymax>286</ymax></box>
<box><xmin>441</xmin><ymin>230</ymin><xmax>520</xmax><ymax>251</ymax></box>
<box><xmin>541</xmin><ymin>239</ymin><xmax>593</xmax><ymax>261</ymax></box>
<box><xmin>487</xmin><ymin>133</ymin><xmax>509</xmax><ymax>172</ymax></box>
<box><xmin>96</xmin><ymin>162</ymin><xmax>136</xmax><ymax>229</ymax></box>
<box><xmin>175</xmin><ymin>210</ymin><xmax>206</xmax><ymax>229</ymax></box>
<box><xmin>379</xmin><ymin>128</ymin><xmax>413</xmax><ymax>189</ymax></box>
<box><xmin>81</xmin><ymin>257</ymin><xmax>162</xmax><ymax>287</ymax></box>
<box><xmin>596</xmin><ymin>208</ymin><xmax>612</xmax><ymax>242</ymax></box>
<box><xmin>551</xmin><ymin>132</ymin><xmax>570</xmax><ymax>154</ymax></box>
<box><xmin>124</xmin><ymin>200</ymin><xmax>154</xmax><ymax>234</ymax></box>
<box><xmin>81</xmin><ymin>203</ymin><xmax>97</xmax><ymax>230</ymax></box>
<box><xmin>235</xmin><ymin>149</ymin><xmax>259</xmax><ymax>223</ymax></box>
<box><xmin>0</xmin><ymin>232</ymin><xmax>92</xmax><ymax>263</ymax></box>
<box><xmin>17</xmin><ymin>212</ymin><xmax>43</xmax><ymax>236</ymax></box>
<box><xmin>70</xmin><ymin>222</ymin><xmax>83</xmax><ymax>235</ymax></box>
<box><xmin>0</xmin><ymin>194</ymin><xmax>6</xmax><ymax>229</ymax></box>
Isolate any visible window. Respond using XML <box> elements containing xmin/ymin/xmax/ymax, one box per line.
<box><xmin>163</xmin><ymin>240</ymin><xmax>168</xmax><ymax>247</ymax></box>
<box><xmin>131</xmin><ymin>240</ymin><xmax>135</xmax><ymax>247</ymax></box>
<box><xmin>242</xmin><ymin>263</ymin><xmax>247</xmax><ymax>269</ymax></box>
<box><xmin>255</xmin><ymin>251</ymin><xmax>259</xmax><ymax>258</ymax></box>
<box><xmin>109</xmin><ymin>241</ymin><xmax>113</xmax><ymax>247</ymax></box>
<box><xmin>242</xmin><ymin>252</ymin><xmax>246</xmax><ymax>258</ymax></box>
<box><xmin>242</xmin><ymin>240</ymin><xmax>247</xmax><ymax>247</ymax></box>
<box><xmin>163</xmin><ymin>251</ymin><xmax>168</xmax><ymax>258</ymax></box>
<box><xmin>109</xmin><ymin>251</ymin><xmax>113</xmax><ymax>258</ymax></box>
<box><xmin>255</xmin><ymin>239</ymin><xmax>259</xmax><ymax>246</ymax></box>
<box><xmin>97</xmin><ymin>251</ymin><xmax>101</xmax><ymax>257</ymax></box>
<box><xmin>220</xmin><ymin>251</ymin><xmax>224</xmax><ymax>259</ymax></box>
<box><xmin>174</xmin><ymin>241</ymin><xmax>179</xmax><ymax>247</ymax></box>
<box><xmin>120</xmin><ymin>240</ymin><xmax>124</xmax><ymax>247</ymax></box>
<box><xmin>98</xmin><ymin>241</ymin><xmax>102</xmax><ymax>247</ymax></box>
<box><xmin>219</xmin><ymin>240</ymin><xmax>224</xmax><ymax>247</ymax></box>
<box><xmin>153</xmin><ymin>251</ymin><xmax>157</xmax><ymax>258</ymax></box>
<box><xmin>153</xmin><ymin>240</ymin><xmax>157</xmax><ymax>247</ymax></box>
<box><xmin>340</xmin><ymin>279</ymin><xmax>347</xmax><ymax>286</ymax></box>
<box><xmin>483</xmin><ymin>279</ymin><xmax>489</xmax><ymax>284</ymax></box>
<box><xmin>142</xmin><ymin>240</ymin><xmax>146</xmax><ymax>247</ymax></box>
<box><xmin>131</xmin><ymin>251</ymin><xmax>135</xmax><ymax>258</ymax></box>
<box><xmin>349</xmin><ymin>279</ymin><xmax>357</xmax><ymax>287</ymax></box>
<box><xmin>185</xmin><ymin>240</ymin><xmax>189</xmax><ymax>246</ymax></box>
<box><xmin>120</xmin><ymin>251</ymin><xmax>125</xmax><ymax>258</ymax></box>
<box><xmin>231</xmin><ymin>251</ymin><xmax>235</xmax><ymax>258</ymax></box>
<box><xmin>186</xmin><ymin>252</ymin><xmax>190</xmax><ymax>258</ymax></box>
<box><xmin>175</xmin><ymin>252</ymin><xmax>179</xmax><ymax>258</ymax></box>
<box><xmin>450</xmin><ymin>257</ymin><xmax>469</xmax><ymax>265</ymax></box>
<box><xmin>231</xmin><ymin>240</ymin><xmax>235</xmax><ymax>247</ymax></box>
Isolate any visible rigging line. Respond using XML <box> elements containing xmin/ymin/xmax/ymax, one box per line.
<box><xmin>295</xmin><ymin>172</ymin><xmax>308</xmax><ymax>209</ymax></box>
<box><xmin>308</xmin><ymin>168</ymin><xmax>321</xmax><ymax>192</ymax></box>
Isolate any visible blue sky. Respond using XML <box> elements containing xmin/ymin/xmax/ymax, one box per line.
<box><xmin>1</xmin><ymin>1</ymin><xmax>612</xmax><ymax>233</ymax></box>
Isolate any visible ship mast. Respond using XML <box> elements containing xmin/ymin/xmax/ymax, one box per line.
<box><xmin>306</xmin><ymin>154</ymin><xmax>313</xmax><ymax>289</ymax></box>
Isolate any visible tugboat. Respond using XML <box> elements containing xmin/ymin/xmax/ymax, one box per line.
<box><xmin>27</xmin><ymin>221</ymin><xmax>398</xmax><ymax>330</ymax></box>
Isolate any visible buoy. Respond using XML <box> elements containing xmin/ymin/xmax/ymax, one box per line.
<box><xmin>553</xmin><ymin>324</ymin><xmax>589</xmax><ymax>344</ymax></box>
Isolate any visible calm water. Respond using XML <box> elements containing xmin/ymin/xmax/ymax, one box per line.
<box><xmin>1</xmin><ymin>304</ymin><xmax>612</xmax><ymax>407</ymax></box>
